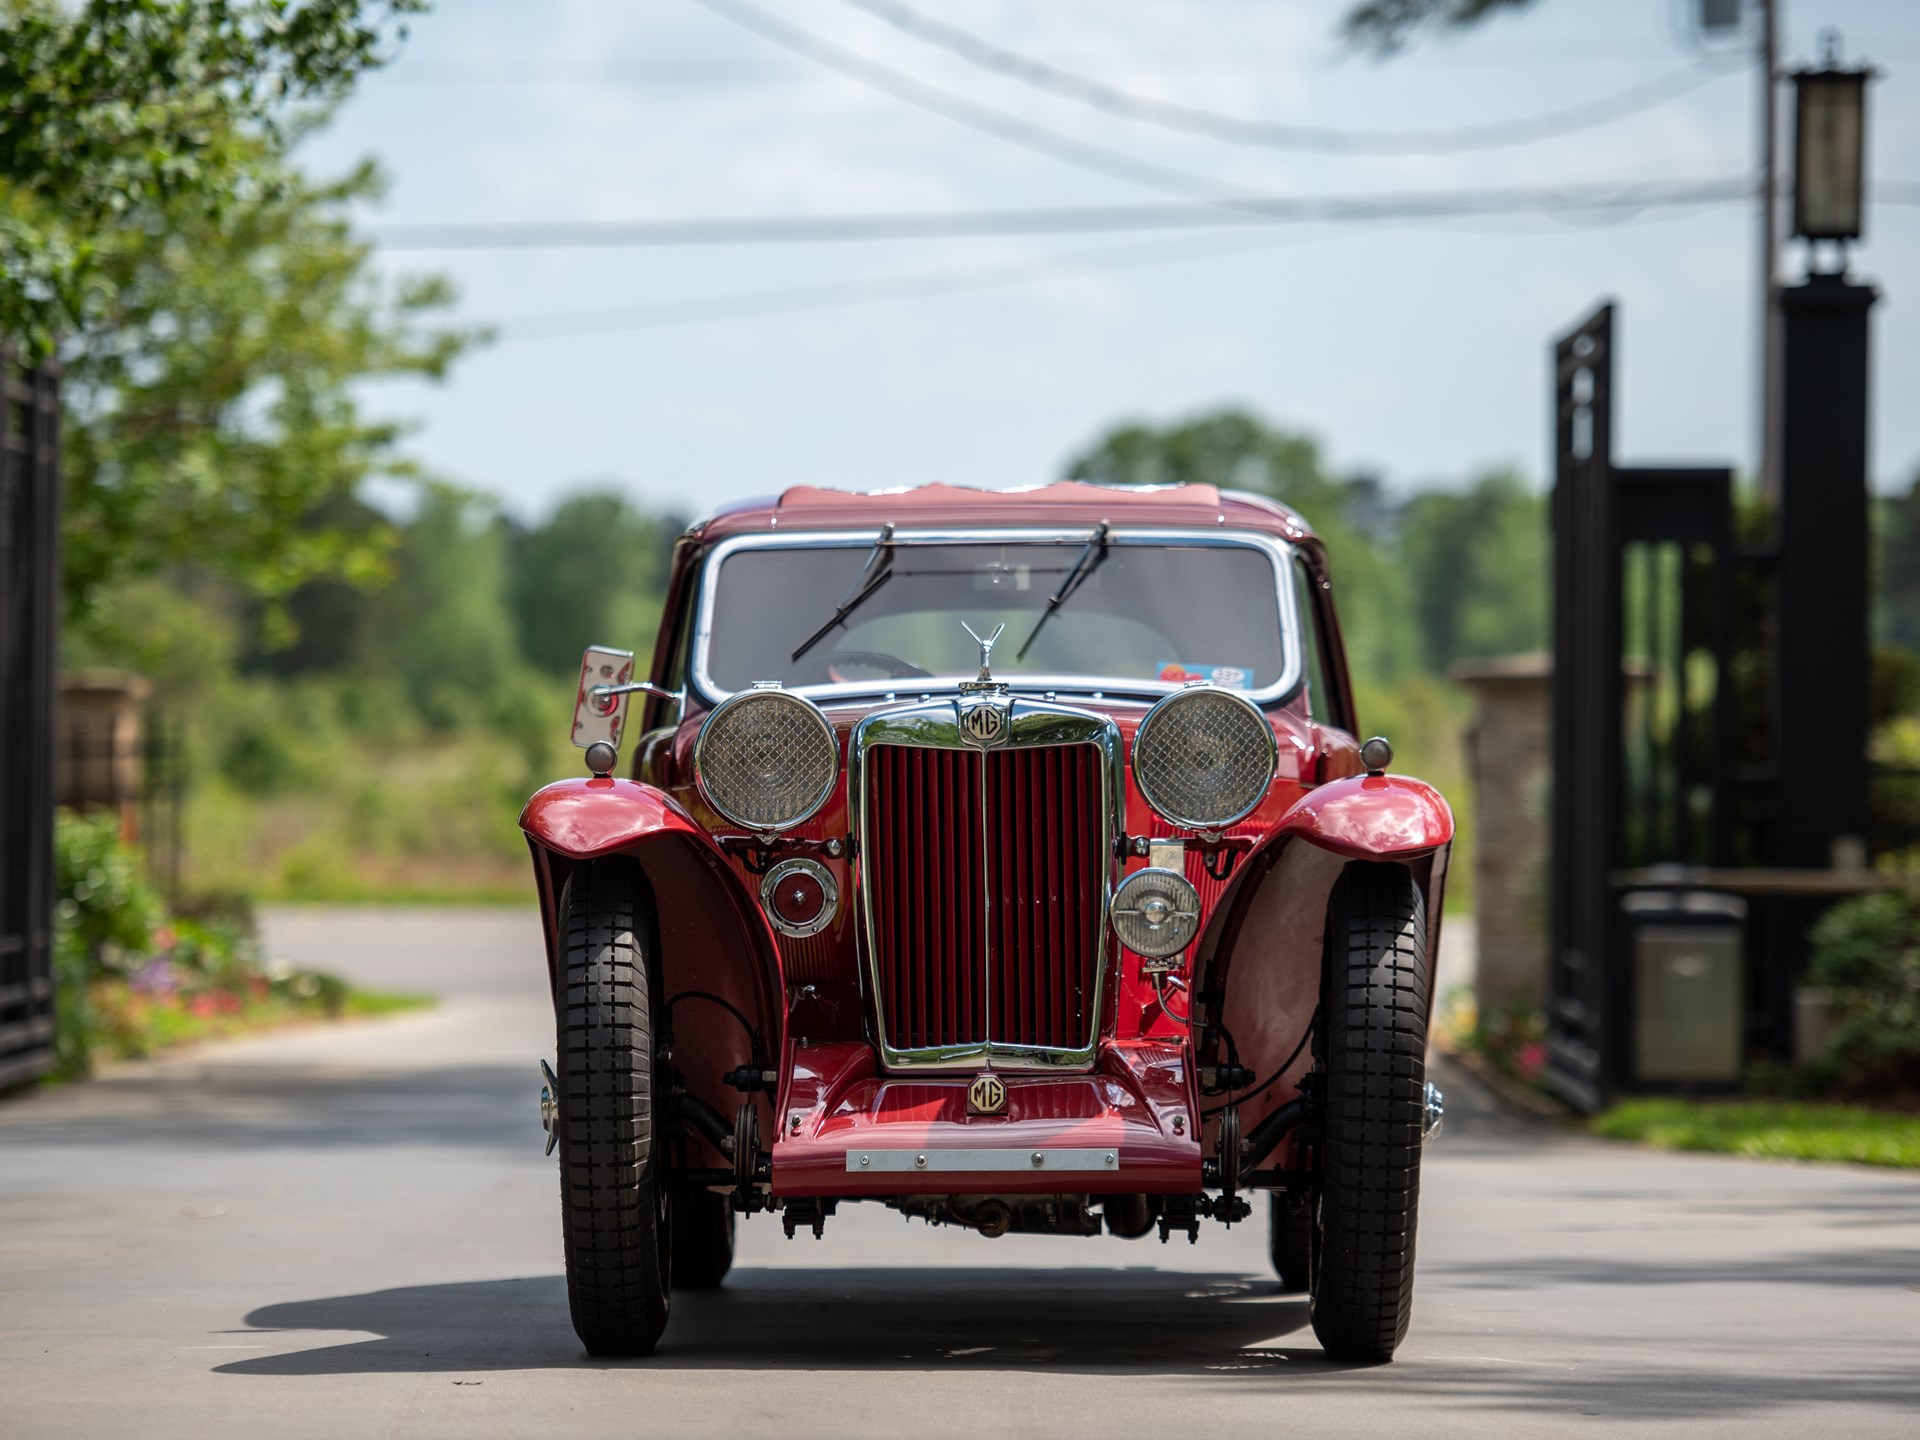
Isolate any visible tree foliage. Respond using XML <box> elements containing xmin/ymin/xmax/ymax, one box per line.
<box><xmin>1063</xmin><ymin>408</ymin><xmax>1547</xmax><ymax>686</ymax></box>
<box><xmin>1341</xmin><ymin>0</ymin><xmax>1541</xmax><ymax>54</ymax></box>
<box><xmin>1</xmin><ymin>0</ymin><xmax>426</xmax><ymax>349</ymax></box>
<box><xmin>60</xmin><ymin>140</ymin><xmax>475</xmax><ymax>639</ymax></box>
<box><xmin>508</xmin><ymin>493</ymin><xmax>686</xmax><ymax>676</ymax></box>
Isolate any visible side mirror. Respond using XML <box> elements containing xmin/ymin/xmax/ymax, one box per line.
<box><xmin>572</xmin><ymin>646</ymin><xmax>635</xmax><ymax>750</ymax></box>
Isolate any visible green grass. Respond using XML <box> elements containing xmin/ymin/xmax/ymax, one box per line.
<box><xmin>1593</xmin><ymin>1099</ymin><xmax>1920</xmax><ymax>1169</ymax></box>
<box><xmin>338</xmin><ymin>988</ymin><xmax>437</xmax><ymax>1018</ymax></box>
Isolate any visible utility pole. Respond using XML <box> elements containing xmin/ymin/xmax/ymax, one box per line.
<box><xmin>1759</xmin><ymin>0</ymin><xmax>1782</xmax><ymax>503</ymax></box>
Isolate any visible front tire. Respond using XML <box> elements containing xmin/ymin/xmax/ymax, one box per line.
<box><xmin>555</xmin><ymin>859</ymin><xmax>671</xmax><ymax>1357</ymax></box>
<box><xmin>1310</xmin><ymin>862</ymin><xmax>1429</xmax><ymax>1363</ymax></box>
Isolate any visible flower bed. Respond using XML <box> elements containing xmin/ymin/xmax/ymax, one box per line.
<box><xmin>45</xmin><ymin>812</ymin><xmax>428</xmax><ymax>1082</ymax></box>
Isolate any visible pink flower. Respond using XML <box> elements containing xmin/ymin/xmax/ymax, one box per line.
<box><xmin>1517</xmin><ymin>1041</ymin><xmax>1548</xmax><ymax>1080</ymax></box>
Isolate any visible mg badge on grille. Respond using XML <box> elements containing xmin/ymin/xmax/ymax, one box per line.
<box><xmin>968</xmin><ymin>1073</ymin><xmax>1007</xmax><ymax>1116</ymax></box>
<box><xmin>961</xmin><ymin>701</ymin><xmax>1006</xmax><ymax>744</ymax></box>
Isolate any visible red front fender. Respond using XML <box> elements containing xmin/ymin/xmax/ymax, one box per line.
<box><xmin>1276</xmin><ymin>772</ymin><xmax>1454</xmax><ymax>861</ymax></box>
<box><xmin>521</xmin><ymin>778</ymin><xmax>786</xmax><ymax>1148</ymax></box>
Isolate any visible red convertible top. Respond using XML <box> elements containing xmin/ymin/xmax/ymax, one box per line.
<box><xmin>690</xmin><ymin>481</ymin><xmax>1317</xmax><ymax>545</ymax></box>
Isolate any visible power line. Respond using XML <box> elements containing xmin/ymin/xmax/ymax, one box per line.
<box><xmin>488</xmin><ymin>197</ymin><xmax>1744</xmax><ymax>344</ymax></box>
<box><xmin>368</xmin><ymin>177</ymin><xmax>1756</xmax><ymax>250</ymax></box>
<box><xmin>839</xmin><ymin>0</ymin><xmax>1749</xmax><ymax>155</ymax></box>
<box><xmin>685</xmin><ymin>0</ymin><xmax>1269</xmax><ymax>204</ymax></box>
<box><xmin>493</xmin><ymin>229</ymin><xmax>1319</xmax><ymax>341</ymax></box>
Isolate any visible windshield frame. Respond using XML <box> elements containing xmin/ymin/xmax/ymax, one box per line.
<box><xmin>689</xmin><ymin>525</ymin><xmax>1307</xmax><ymax>708</ymax></box>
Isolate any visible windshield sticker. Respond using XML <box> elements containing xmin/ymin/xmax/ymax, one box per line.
<box><xmin>1157</xmin><ymin>662</ymin><xmax>1253</xmax><ymax>689</ymax></box>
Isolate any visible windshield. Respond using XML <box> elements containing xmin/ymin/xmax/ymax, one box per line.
<box><xmin>698</xmin><ymin>533</ymin><xmax>1298</xmax><ymax>701</ymax></box>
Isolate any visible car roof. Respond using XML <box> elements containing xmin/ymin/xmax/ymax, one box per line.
<box><xmin>687</xmin><ymin>481</ymin><xmax>1318</xmax><ymax>545</ymax></box>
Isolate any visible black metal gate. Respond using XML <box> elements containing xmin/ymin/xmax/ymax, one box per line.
<box><xmin>0</xmin><ymin>348</ymin><xmax>61</xmax><ymax>1087</ymax></box>
<box><xmin>1547</xmin><ymin>305</ymin><xmax>1739</xmax><ymax>1112</ymax></box>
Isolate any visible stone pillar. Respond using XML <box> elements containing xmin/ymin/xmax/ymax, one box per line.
<box><xmin>1449</xmin><ymin>653</ymin><xmax>1552</xmax><ymax>1009</ymax></box>
<box><xmin>56</xmin><ymin>670</ymin><xmax>153</xmax><ymax>836</ymax></box>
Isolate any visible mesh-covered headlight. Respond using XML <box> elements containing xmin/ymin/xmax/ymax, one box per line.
<box><xmin>1132</xmin><ymin>686</ymin><xmax>1277</xmax><ymax>830</ymax></box>
<box><xmin>1111</xmin><ymin>866</ymin><xmax>1202</xmax><ymax>958</ymax></box>
<box><xmin>695</xmin><ymin>687</ymin><xmax>838</xmax><ymax>832</ymax></box>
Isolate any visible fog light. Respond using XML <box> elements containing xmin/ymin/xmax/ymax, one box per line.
<box><xmin>1110</xmin><ymin>866</ymin><xmax>1201</xmax><ymax>958</ymax></box>
<box><xmin>760</xmin><ymin>857</ymin><xmax>837</xmax><ymax>938</ymax></box>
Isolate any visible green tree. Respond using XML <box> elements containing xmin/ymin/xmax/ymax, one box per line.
<box><xmin>1342</xmin><ymin>0</ymin><xmax>1540</xmax><ymax>53</ymax></box>
<box><xmin>60</xmin><ymin>141</ymin><xmax>476</xmax><ymax>643</ymax></box>
<box><xmin>359</xmin><ymin>487</ymin><xmax>528</xmax><ymax>730</ymax></box>
<box><xmin>1</xmin><ymin>0</ymin><xmax>427</xmax><ymax>350</ymax></box>
<box><xmin>1877</xmin><ymin>474</ymin><xmax>1920</xmax><ymax>656</ymax></box>
<box><xmin>1398</xmin><ymin>469</ymin><xmax>1547</xmax><ymax>668</ymax></box>
<box><xmin>1062</xmin><ymin>407</ymin><xmax>1416</xmax><ymax>683</ymax></box>
<box><xmin>508</xmin><ymin>492</ymin><xmax>685</xmax><ymax>676</ymax></box>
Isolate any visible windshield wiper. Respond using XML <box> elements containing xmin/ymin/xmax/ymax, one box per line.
<box><xmin>791</xmin><ymin>523</ymin><xmax>897</xmax><ymax>663</ymax></box>
<box><xmin>1015</xmin><ymin>521</ymin><xmax>1110</xmax><ymax>662</ymax></box>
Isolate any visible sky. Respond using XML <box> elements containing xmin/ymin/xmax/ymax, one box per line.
<box><xmin>302</xmin><ymin>0</ymin><xmax>1920</xmax><ymax>523</ymax></box>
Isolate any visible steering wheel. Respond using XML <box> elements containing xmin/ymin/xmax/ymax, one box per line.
<box><xmin>824</xmin><ymin>650</ymin><xmax>934</xmax><ymax>682</ymax></box>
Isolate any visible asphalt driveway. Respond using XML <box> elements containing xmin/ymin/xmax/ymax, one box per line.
<box><xmin>0</xmin><ymin>906</ymin><xmax>1915</xmax><ymax>1438</ymax></box>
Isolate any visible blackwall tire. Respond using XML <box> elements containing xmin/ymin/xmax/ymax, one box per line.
<box><xmin>670</xmin><ymin>1187</ymin><xmax>736</xmax><ymax>1289</ymax></box>
<box><xmin>1268</xmin><ymin>1192</ymin><xmax>1314</xmax><ymax>1293</ymax></box>
<box><xmin>1309</xmin><ymin>861</ymin><xmax>1428</xmax><ymax>1364</ymax></box>
<box><xmin>555</xmin><ymin>859</ymin><xmax>671</xmax><ymax>1357</ymax></box>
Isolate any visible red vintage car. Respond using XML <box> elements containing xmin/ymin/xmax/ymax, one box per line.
<box><xmin>521</xmin><ymin>481</ymin><xmax>1452</xmax><ymax>1362</ymax></box>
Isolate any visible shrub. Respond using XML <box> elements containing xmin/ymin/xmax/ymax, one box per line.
<box><xmin>1807</xmin><ymin>891</ymin><xmax>1920</xmax><ymax>1096</ymax></box>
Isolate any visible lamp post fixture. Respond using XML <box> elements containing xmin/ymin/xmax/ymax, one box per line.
<box><xmin>1791</xmin><ymin>37</ymin><xmax>1873</xmax><ymax>256</ymax></box>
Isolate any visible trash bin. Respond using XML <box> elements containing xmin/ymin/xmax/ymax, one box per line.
<box><xmin>1622</xmin><ymin>890</ymin><xmax>1746</xmax><ymax>1084</ymax></box>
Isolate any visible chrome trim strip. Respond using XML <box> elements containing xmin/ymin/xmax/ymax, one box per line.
<box><xmin>851</xmin><ymin>695</ymin><xmax>1124</xmax><ymax>1073</ymax></box>
<box><xmin>690</xmin><ymin>526</ymin><xmax>1305</xmax><ymax>709</ymax></box>
<box><xmin>846</xmin><ymin>1148</ymin><xmax>1120</xmax><ymax>1173</ymax></box>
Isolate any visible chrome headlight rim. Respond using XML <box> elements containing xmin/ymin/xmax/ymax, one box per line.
<box><xmin>1110</xmin><ymin>865</ymin><xmax>1203</xmax><ymax>958</ymax></box>
<box><xmin>693</xmin><ymin>685</ymin><xmax>839</xmax><ymax>833</ymax></box>
<box><xmin>1132</xmin><ymin>684</ymin><xmax>1279</xmax><ymax>832</ymax></box>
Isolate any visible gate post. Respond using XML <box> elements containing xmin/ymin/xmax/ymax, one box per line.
<box><xmin>0</xmin><ymin>347</ymin><xmax>62</xmax><ymax>1087</ymax></box>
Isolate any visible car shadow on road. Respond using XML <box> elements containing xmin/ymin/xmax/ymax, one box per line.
<box><xmin>214</xmin><ymin>1268</ymin><xmax>1329</xmax><ymax>1377</ymax></box>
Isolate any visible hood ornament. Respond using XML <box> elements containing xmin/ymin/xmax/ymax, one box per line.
<box><xmin>961</xmin><ymin>621</ymin><xmax>1006</xmax><ymax>684</ymax></box>
<box><xmin>958</xmin><ymin>622</ymin><xmax>1009</xmax><ymax>741</ymax></box>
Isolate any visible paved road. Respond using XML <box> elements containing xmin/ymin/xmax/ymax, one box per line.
<box><xmin>2</xmin><ymin>907</ymin><xmax>1916</xmax><ymax>1439</ymax></box>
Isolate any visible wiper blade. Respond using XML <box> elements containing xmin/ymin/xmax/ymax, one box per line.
<box><xmin>791</xmin><ymin>523</ymin><xmax>896</xmax><ymax>663</ymax></box>
<box><xmin>1015</xmin><ymin>521</ymin><xmax>1110</xmax><ymax>661</ymax></box>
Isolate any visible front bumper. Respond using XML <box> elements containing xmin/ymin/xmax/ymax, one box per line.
<box><xmin>771</xmin><ymin>1039</ymin><xmax>1203</xmax><ymax>1197</ymax></box>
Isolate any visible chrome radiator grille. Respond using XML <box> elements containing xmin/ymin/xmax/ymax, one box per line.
<box><xmin>858</xmin><ymin>704</ymin><xmax>1114</xmax><ymax>1068</ymax></box>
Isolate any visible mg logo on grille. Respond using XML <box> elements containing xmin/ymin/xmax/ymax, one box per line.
<box><xmin>961</xmin><ymin>702</ymin><xmax>1006</xmax><ymax>745</ymax></box>
<box><xmin>968</xmin><ymin>1073</ymin><xmax>1007</xmax><ymax>1115</ymax></box>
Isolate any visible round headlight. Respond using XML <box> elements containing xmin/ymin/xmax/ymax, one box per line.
<box><xmin>695</xmin><ymin>687</ymin><xmax>838</xmax><ymax>832</ymax></box>
<box><xmin>1111</xmin><ymin>866</ymin><xmax>1202</xmax><ymax>958</ymax></box>
<box><xmin>1132</xmin><ymin>686</ymin><xmax>1277</xmax><ymax>830</ymax></box>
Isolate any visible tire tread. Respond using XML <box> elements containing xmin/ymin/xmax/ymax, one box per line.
<box><xmin>1310</xmin><ymin>862</ymin><xmax>1428</xmax><ymax>1363</ymax></box>
<box><xmin>556</xmin><ymin>860</ymin><xmax>670</xmax><ymax>1356</ymax></box>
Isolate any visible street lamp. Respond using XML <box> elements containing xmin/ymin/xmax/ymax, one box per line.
<box><xmin>1791</xmin><ymin>40</ymin><xmax>1872</xmax><ymax>244</ymax></box>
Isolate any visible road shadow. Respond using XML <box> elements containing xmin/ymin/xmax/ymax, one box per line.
<box><xmin>213</xmin><ymin>1265</ymin><xmax>1920</xmax><ymax>1420</ymax></box>
<box><xmin>216</xmin><ymin>1268</ymin><xmax>1322</xmax><ymax>1376</ymax></box>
